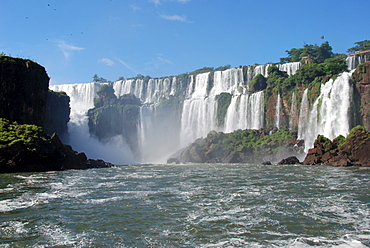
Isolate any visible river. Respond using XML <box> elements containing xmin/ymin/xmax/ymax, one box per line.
<box><xmin>0</xmin><ymin>164</ymin><xmax>369</xmax><ymax>247</ymax></box>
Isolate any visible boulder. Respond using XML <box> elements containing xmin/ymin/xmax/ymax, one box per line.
<box><xmin>277</xmin><ymin>156</ymin><xmax>301</xmax><ymax>165</ymax></box>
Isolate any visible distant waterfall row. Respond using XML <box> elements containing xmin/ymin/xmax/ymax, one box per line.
<box><xmin>50</xmin><ymin>61</ymin><xmax>356</xmax><ymax>163</ymax></box>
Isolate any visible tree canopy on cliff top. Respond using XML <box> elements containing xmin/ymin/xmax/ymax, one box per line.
<box><xmin>347</xmin><ymin>40</ymin><xmax>370</xmax><ymax>53</ymax></box>
<box><xmin>280</xmin><ymin>42</ymin><xmax>334</xmax><ymax>64</ymax></box>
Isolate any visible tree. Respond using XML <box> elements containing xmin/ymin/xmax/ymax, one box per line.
<box><xmin>320</xmin><ymin>57</ymin><xmax>348</xmax><ymax>75</ymax></box>
<box><xmin>347</xmin><ymin>40</ymin><xmax>370</xmax><ymax>53</ymax></box>
<box><xmin>92</xmin><ymin>74</ymin><xmax>108</xmax><ymax>83</ymax></box>
<box><xmin>280</xmin><ymin>42</ymin><xmax>333</xmax><ymax>64</ymax></box>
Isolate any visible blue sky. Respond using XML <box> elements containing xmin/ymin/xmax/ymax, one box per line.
<box><xmin>1</xmin><ymin>0</ymin><xmax>369</xmax><ymax>85</ymax></box>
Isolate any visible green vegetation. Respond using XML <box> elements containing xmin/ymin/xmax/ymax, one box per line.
<box><xmin>347</xmin><ymin>40</ymin><xmax>370</xmax><ymax>53</ymax></box>
<box><xmin>88</xmin><ymin>84</ymin><xmax>142</xmax><ymax>146</ymax></box>
<box><xmin>92</xmin><ymin>74</ymin><xmax>108</xmax><ymax>83</ymax></box>
<box><xmin>248</xmin><ymin>74</ymin><xmax>267</xmax><ymax>92</ymax></box>
<box><xmin>203</xmin><ymin>128</ymin><xmax>298</xmax><ymax>158</ymax></box>
<box><xmin>263</xmin><ymin>45</ymin><xmax>349</xmax><ymax>124</ymax></box>
<box><xmin>215</xmin><ymin>93</ymin><xmax>232</xmax><ymax>127</ymax></box>
<box><xmin>280</xmin><ymin>42</ymin><xmax>334</xmax><ymax>64</ymax></box>
<box><xmin>0</xmin><ymin>118</ymin><xmax>47</xmax><ymax>148</ymax></box>
<box><xmin>189</xmin><ymin>67</ymin><xmax>214</xmax><ymax>75</ymax></box>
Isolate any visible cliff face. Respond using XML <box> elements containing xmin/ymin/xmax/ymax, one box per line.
<box><xmin>0</xmin><ymin>55</ymin><xmax>49</xmax><ymax>127</ymax></box>
<box><xmin>87</xmin><ymin>86</ymin><xmax>141</xmax><ymax>158</ymax></box>
<box><xmin>44</xmin><ymin>90</ymin><xmax>70</xmax><ymax>139</ymax></box>
<box><xmin>353</xmin><ymin>62</ymin><xmax>370</xmax><ymax>131</ymax></box>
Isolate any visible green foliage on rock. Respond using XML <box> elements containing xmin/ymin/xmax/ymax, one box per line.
<box><xmin>215</xmin><ymin>93</ymin><xmax>232</xmax><ymax>127</ymax></box>
<box><xmin>248</xmin><ymin>74</ymin><xmax>267</xmax><ymax>92</ymax></box>
<box><xmin>0</xmin><ymin>118</ymin><xmax>47</xmax><ymax>148</ymax></box>
<box><xmin>196</xmin><ymin>128</ymin><xmax>302</xmax><ymax>162</ymax></box>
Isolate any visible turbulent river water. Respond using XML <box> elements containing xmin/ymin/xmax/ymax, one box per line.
<box><xmin>0</xmin><ymin>164</ymin><xmax>369</xmax><ymax>247</ymax></box>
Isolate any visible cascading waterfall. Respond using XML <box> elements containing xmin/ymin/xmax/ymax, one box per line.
<box><xmin>298</xmin><ymin>71</ymin><xmax>354</xmax><ymax>151</ymax></box>
<box><xmin>289</xmin><ymin>92</ymin><xmax>297</xmax><ymax>130</ymax></box>
<box><xmin>346</xmin><ymin>54</ymin><xmax>369</xmax><ymax>71</ymax></box>
<box><xmin>180</xmin><ymin>72</ymin><xmax>217</xmax><ymax>146</ymax></box>
<box><xmin>50</xmin><ymin>83</ymin><xmax>135</xmax><ymax>164</ymax></box>
<box><xmin>224</xmin><ymin>91</ymin><xmax>264</xmax><ymax>132</ymax></box>
<box><xmin>50</xmin><ymin>61</ymin><xmax>348</xmax><ymax>163</ymax></box>
<box><xmin>275</xmin><ymin>93</ymin><xmax>281</xmax><ymax>129</ymax></box>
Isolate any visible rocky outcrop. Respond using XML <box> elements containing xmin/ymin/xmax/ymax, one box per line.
<box><xmin>0</xmin><ymin>55</ymin><xmax>49</xmax><ymax>127</ymax></box>
<box><xmin>0</xmin><ymin>56</ymin><xmax>114</xmax><ymax>172</ymax></box>
<box><xmin>303</xmin><ymin>126</ymin><xmax>370</xmax><ymax>167</ymax></box>
<box><xmin>353</xmin><ymin>62</ymin><xmax>370</xmax><ymax>131</ymax></box>
<box><xmin>168</xmin><ymin>128</ymin><xmax>305</xmax><ymax>164</ymax></box>
<box><xmin>0</xmin><ymin>119</ymin><xmax>113</xmax><ymax>173</ymax></box>
<box><xmin>277</xmin><ymin>156</ymin><xmax>301</xmax><ymax>165</ymax></box>
<box><xmin>44</xmin><ymin>90</ymin><xmax>70</xmax><ymax>139</ymax></box>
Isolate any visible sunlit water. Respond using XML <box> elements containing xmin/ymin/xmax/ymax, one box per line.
<box><xmin>0</xmin><ymin>164</ymin><xmax>369</xmax><ymax>247</ymax></box>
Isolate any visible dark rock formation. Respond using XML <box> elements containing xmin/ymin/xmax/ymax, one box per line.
<box><xmin>353</xmin><ymin>62</ymin><xmax>370</xmax><ymax>131</ymax></box>
<box><xmin>167</xmin><ymin>157</ymin><xmax>180</xmax><ymax>164</ymax></box>
<box><xmin>0</xmin><ymin>126</ymin><xmax>113</xmax><ymax>173</ymax></box>
<box><xmin>277</xmin><ymin>156</ymin><xmax>301</xmax><ymax>165</ymax></box>
<box><xmin>87</xmin><ymin>85</ymin><xmax>141</xmax><ymax>158</ymax></box>
<box><xmin>44</xmin><ymin>90</ymin><xmax>70</xmax><ymax>139</ymax></box>
<box><xmin>303</xmin><ymin>126</ymin><xmax>370</xmax><ymax>167</ymax></box>
<box><xmin>0</xmin><ymin>55</ymin><xmax>49</xmax><ymax>126</ymax></box>
<box><xmin>0</xmin><ymin>56</ymin><xmax>114</xmax><ymax>172</ymax></box>
<box><xmin>168</xmin><ymin>128</ymin><xmax>305</xmax><ymax>164</ymax></box>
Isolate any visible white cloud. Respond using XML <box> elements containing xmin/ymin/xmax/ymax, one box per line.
<box><xmin>149</xmin><ymin>0</ymin><xmax>190</xmax><ymax>5</ymax></box>
<box><xmin>157</xmin><ymin>54</ymin><xmax>174</xmax><ymax>65</ymax></box>
<box><xmin>132</xmin><ymin>24</ymin><xmax>144</xmax><ymax>28</ymax></box>
<box><xmin>150</xmin><ymin>0</ymin><xmax>161</xmax><ymax>5</ymax></box>
<box><xmin>160</xmin><ymin>14</ymin><xmax>190</xmax><ymax>23</ymax></box>
<box><xmin>116</xmin><ymin>58</ymin><xmax>139</xmax><ymax>75</ymax></box>
<box><xmin>130</xmin><ymin>4</ymin><xmax>140</xmax><ymax>11</ymax></box>
<box><xmin>56</xmin><ymin>40</ymin><xmax>84</xmax><ymax>59</ymax></box>
<box><xmin>98</xmin><ymin>58</ymin><xmax>115</xmax><ymax>66</ymax></box>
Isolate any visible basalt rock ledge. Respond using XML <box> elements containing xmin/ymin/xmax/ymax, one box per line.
<box><xmin>303</xmin><ymin>125</ymin><xmax>370</xmax><ymax>167</ymax></box>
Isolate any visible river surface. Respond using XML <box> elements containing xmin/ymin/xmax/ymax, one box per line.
<box><xmin>0</xmin><ymin>163</ymin><xmax>369</xmax><ymax>247</ymax></box>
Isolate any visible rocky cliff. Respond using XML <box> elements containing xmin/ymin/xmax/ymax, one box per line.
<box><xmin>303</xmin><ymin>126</ymin><xmax>370</xmax><ymax>167</ymax></box>
<box><xmin>44</xmin><ymin>90</ymin><xmax>70</xmax><ymax>139</ymax></box>
<box><xmin>0</xmin><ymin>55</ymin><xmax>49</xmax><ymax>127</ymax></box>
<box><xmin>0</xmin><ymin>56</ymin><xmax>113</xmax><ymax>172</ymax></box>
<box><xmin>353</xmin><ymin>62</ymin><xmax>370</xmax><ymax>130</ymax></box>
<box><xmin>0</xmin><ymin>55</ymin><xmax>70</xmax><ymax>137</ymax></box>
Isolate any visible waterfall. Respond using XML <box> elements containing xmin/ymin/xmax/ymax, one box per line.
<box><xmin>180</xmin><ymin>72</ymin><xmax>217</xmax><ymax>146</ymax></box>
<box><xmin>346</xmin><ymin>54</ymin><xmax>369</xmax><ymax>71</ymax></box>
<box><xmin>278</xmin><ymin>62</ymin><xmax>301</xmax><ymax>75</ymax></box>
<box><xmin>49</xmin><ymin>62</ymin><xmax>303</xmax><ymax>163</ymax></box>
<box><xmin>298</xmin><ymin>72</ymin><xmax>354</xmax><ymax>151</ymax></box>
<box><xmin>50</xmin><ymin>83</ymin><xmax>135</xmax><ymax>164</ymax></box>
<box><xmin>297</xmin><ymin>89</ymin><xmax>309</xmax><ymax>140</ymax></box>
<box><xmin>289</xmin><ymin>92</ymin><xmax>297</xmax><ymax>130</ymax></box>
<box><xmin>275</xmin><ymin>93</ymin><xmax>281</xmax><ymax>129</ymax></box>
<box><xmin>250</xmin><ymin>62</ymin><xmax>301</xmax><ymax>80</ymax></box>
<box><xmin>224</xmin><ymin>91</ymin><xmax>264</xmax><ymax>132</ymax></box>
<box><xmin>180</xmin><ymin>68</ymin><xmax>265</xmax><ymax>147</ymax></box>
